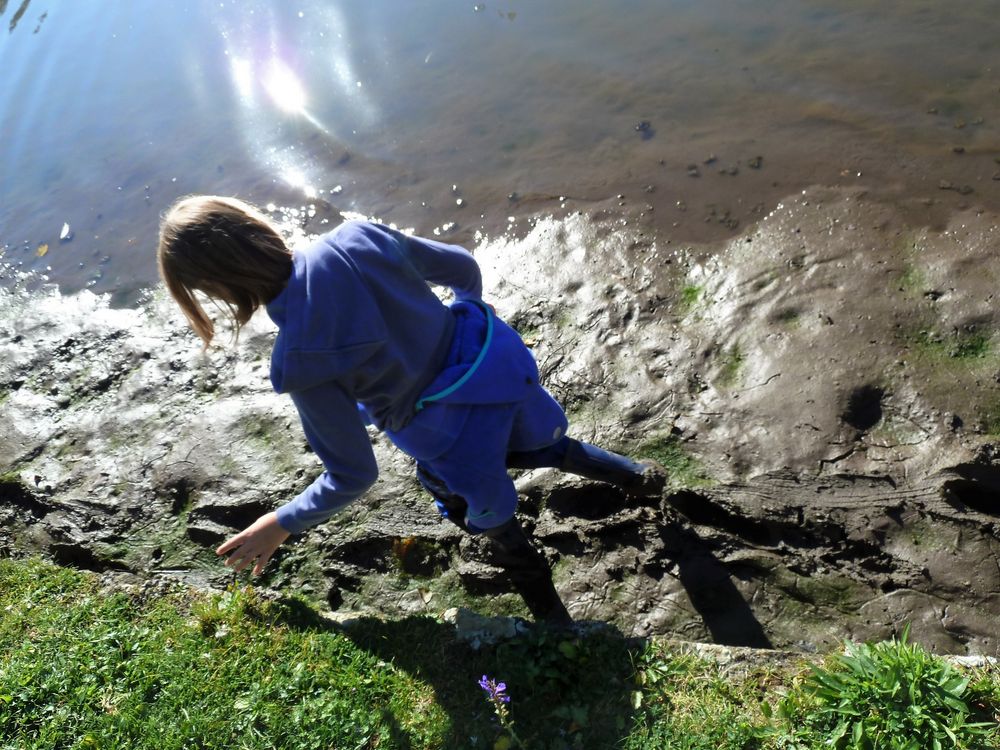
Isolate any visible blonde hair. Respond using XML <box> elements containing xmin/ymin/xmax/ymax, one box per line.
<box><xmin>157</xmin><ymin>196</ymin><xmax>292</xmax><ymax>347</ymax></box>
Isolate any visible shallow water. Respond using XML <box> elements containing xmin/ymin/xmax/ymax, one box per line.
<box><xmin>1</xmin><ymin>0</ymin><xmax>998</xmax><ymax>304</ymax></box>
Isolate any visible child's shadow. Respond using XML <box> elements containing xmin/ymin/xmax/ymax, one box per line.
<box><xmin>273</xmin><ymin>599</ymin><xmax>639</xmax><ymax>749</ymax></box>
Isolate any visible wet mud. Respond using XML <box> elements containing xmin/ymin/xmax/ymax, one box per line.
<box><xmin>3</xmin><ymin>187</ymin><xmax>1000</xmax><ymax>655</ymax></box>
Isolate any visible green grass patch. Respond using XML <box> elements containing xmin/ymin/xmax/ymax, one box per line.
<box><xmin>2</xmin><ymin>559</ymin><xmax>999</xmax><ymax>749</ymax></box>
<box><xmin>624</xmin><ymin>645</ymin><xmax>769</xmax><ymax>749</ymax></box>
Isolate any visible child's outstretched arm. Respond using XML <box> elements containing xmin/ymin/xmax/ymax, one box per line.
<box><xmin>216</xmin><ymin>512</ymin><xmax>290</xmax><ymax>576</ymax></box>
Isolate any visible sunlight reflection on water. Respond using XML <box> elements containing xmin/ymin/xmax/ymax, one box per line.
<box><xmin>0</xmin><ymin>0</ymin><xmax>998</xmax><ymax>304</ymax></box>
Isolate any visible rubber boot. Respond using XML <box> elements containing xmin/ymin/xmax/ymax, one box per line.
<box><xmin>483</xmin><ymin>518</ymin><xmax>572</xmax><ymax>626</ymax></box>
<box><xmin>558</xmin><ymin>439</ymin><xmax>647</xmax><ymax>484</ymax></box>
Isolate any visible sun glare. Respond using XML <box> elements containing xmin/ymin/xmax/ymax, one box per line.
<box><xmin>262</xmin><ymin>59</ymin><xmax>307</xmax><ymax>114</ymax></box>
<box><xmin>229</xmin><ymin>56</ymin><xmax>255</xmax><ymax>102</ymax></box>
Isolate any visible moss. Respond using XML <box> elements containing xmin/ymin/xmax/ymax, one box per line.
<box><xmin>350</xmin><ymin>568</ymin><xmax>529</xmax><ymax>619</ymax></box>
<box><xmin>677</xmin><ymin>285</ymin><xmax>703</xmax><ymax>316</ymax></box>
<box><xmin>390</xmin><ymin>536</ymin><xmax>447</xmax><ymax>579</ymax></box>
<box><xmin>234</xmin><ymin>412</ymin><xmax>301</xmax><ymax>477</ymax></box>
<box><xmin>790</xmin><ymin>573</ymin><xmax>870</xmax><ymax>614</ymax></box>
<box><xmin>634</xmin><ymin>434</ymin><xmax>713</xmax><ymax>489</ymax></box>
<box><xmin>898</xmin><ymin>262</ymin><xmax>927</xmax><ymax>295</ymax></box>
<box><xmin>0</xmin><ymin>469</ymin><xmax>26</xmax><ymax>486</ymax></box>
<box><xmin>716</xmin><ymin>345</ymin><xmax>745</xmax><ymax>389</ymax></box>
<box><xmin>977</xmin><ymin>398</ymin><xmax>1000</xmax><ymax>436</ymax></box>
<box><xmin>910</xmin><ymin>327</ymin><xmax>993</xmax><ymax>361</ymax></box>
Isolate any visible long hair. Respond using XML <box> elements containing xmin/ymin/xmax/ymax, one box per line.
<box><xmin>157</xmin><ymin>196</ymin><xmax>293</xmax><ymax>347</ymax></box>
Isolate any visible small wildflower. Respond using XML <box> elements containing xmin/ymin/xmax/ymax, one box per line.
<box><xmin>479</xmin><ymin>675</ymin><xmax>511</xmax><ymax>704</ymax></box>
<box><xmin>478</xmin><ymin>675</ymin><xmax>521</xmax><ymax>747</ymax></box>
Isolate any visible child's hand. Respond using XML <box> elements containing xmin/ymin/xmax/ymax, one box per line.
<box><xmin>216</xmin><ymin>511</ymin><xmax>290</xmax><ymax>576</ymax></box>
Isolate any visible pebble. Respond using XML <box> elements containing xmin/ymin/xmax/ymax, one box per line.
<box><xmin>748</xmin><ymin>156</ymin><xmax>763</xmax><ymax>169</ymax></box>
<box><xmin>952</xmin><ymin>146</ymin><xmax>965</xmax><ymax>154</ymax></box>
<box><xmin>937</xmin><ymin>180</ymin><xmax>973</xmax><ymax>194</ymax></box>
<box><xmin>634</xmin><ymin>120</ymin><xmax>651</xmax><ymax>132</ymax></box>
<box><xmin>687</xmin><ymin>165</ymin><xmax>700</xmax><ymax>177</ymax></box>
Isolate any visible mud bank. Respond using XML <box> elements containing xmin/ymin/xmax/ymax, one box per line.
<box><xmin>2</xmin><ymin>186</ymin><xmax>1000</xmax><ymax>655</ymax></box>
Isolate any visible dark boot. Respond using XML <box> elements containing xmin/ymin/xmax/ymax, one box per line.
<box><xmin>417</xmin><ymin>463</ymin><xmax>572</xmax><ymax>624</ymax></box>
<box><xmin>484</xmin><ymin>518</ymin><xmax>572</xmax><ymax>626</ymax></box>
<box><xmin>559</xmin><ymin>439</ymin><xmax>668</xmax><ymax>499</ymax></box>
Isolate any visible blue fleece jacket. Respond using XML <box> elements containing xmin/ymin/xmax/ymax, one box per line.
<box><xmin>265</xmin><ymin>221</ymin><xmax>483</xmax><ymax>534</ymax></box>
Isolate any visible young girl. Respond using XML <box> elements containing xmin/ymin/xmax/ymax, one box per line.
<box><xmin>157</xmin><ymin>195</ymin><xmax>665</xmax><ymax>623</ymax></box>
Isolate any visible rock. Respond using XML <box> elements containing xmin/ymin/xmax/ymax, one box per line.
<box><xmin>443</xmin><ymin>606</ymin><xmax>524</xmax><ymax>647</ymax></box>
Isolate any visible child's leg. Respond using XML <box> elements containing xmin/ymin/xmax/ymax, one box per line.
<box><xmin>416</xmin><ymin>404</ymin><xmax>571</xmax><ymax>623</ymax></box>
<box><xmin>418</xmin><ymin>460</ymin><xmax>570</xmax><ymax>623</ymax></box>
<box><xmin>416</xmin><ymin>462</ymin><xmax>471</xmax><ymax>532</ymax></box>
<box><xmin>504</xmin><ymin>384</ymin><xmax>664</xmax><ymax>494</ymax></box>
<box><xmin>507</xmin><ymin>435</ymin><xmax>647</xmax><ymax>484</ymax></box>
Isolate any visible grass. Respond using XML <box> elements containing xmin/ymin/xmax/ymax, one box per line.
<box><xmin>1</xmin><ymin>558</ymin><xmax>999</xmax><ymax>749</ymax></box>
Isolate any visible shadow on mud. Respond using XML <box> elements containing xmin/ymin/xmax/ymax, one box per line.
<box><xmin>661</xmin><ymin>507</ymin><xmax>773</xmax><ymax>649</ymax></box>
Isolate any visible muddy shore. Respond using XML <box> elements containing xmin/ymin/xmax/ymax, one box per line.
<box><xmin>3</xmin><ymin>185</ymin><xmax>1000</xmax><ymax>655</ymax></box>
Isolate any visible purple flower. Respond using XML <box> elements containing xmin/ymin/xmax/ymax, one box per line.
<box><xmin>478</xmin><ymin>675</ymin><xmax>511</xmax><ymax>704</ymax></box>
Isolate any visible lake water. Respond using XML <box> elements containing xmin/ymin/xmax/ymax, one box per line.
<box><xmin>1</xmin><ymin>0</ymin><xmax>998</xmax><ymax>305</ymax></box>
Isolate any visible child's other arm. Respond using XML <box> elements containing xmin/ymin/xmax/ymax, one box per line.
<box><xmin>215</xmin><ymin>382</ymin><xmax>378</xmax><ymax>575</ymax></box>
<box><xmin>361</xmin><ymin>222</ymin><xmax>483</xmax><ymax>301</ymax></box>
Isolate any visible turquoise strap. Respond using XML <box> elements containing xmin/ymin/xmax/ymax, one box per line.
<box><xmin>415</xmin><ymin>300</ymin><xmax>494</xmax><ymax>412</ymax></box>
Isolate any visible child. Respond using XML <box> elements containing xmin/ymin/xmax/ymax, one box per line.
<box><xmin>157</xmin><ymin>195</ymin><xmax>666</xmax><ymax>623</ymax></box>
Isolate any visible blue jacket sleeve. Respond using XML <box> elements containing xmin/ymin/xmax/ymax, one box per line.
<box><xmin>275</xmin><ymin>382</ymin><xmax>379</xmax><ymax>534</ymax></box>
<box><xmin>396</xmin><ymin>230</ymin><xmax>483</xmax><ymax>301</ymax></box>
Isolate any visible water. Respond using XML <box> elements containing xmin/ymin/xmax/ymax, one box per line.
<box><xmin>1</xmin><ymin>0</ymin><xmax>998</xmax><ymax>304</ymax></box>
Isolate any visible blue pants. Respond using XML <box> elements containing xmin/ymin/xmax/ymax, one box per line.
<box><xmin>418</xmin><ymin>433</ymin><xmax>647</xmax><ymax>533</ymax></box>
<box><xmin>388</xmin><ymin>301</ymin><xmax>645</xmax><ymax>532</ymax></box>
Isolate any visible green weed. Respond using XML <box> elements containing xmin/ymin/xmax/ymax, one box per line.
<box><xmin>766</xmin><ymin>628</ymin><xmax>997</xmax><ymax>749</ymax></box>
